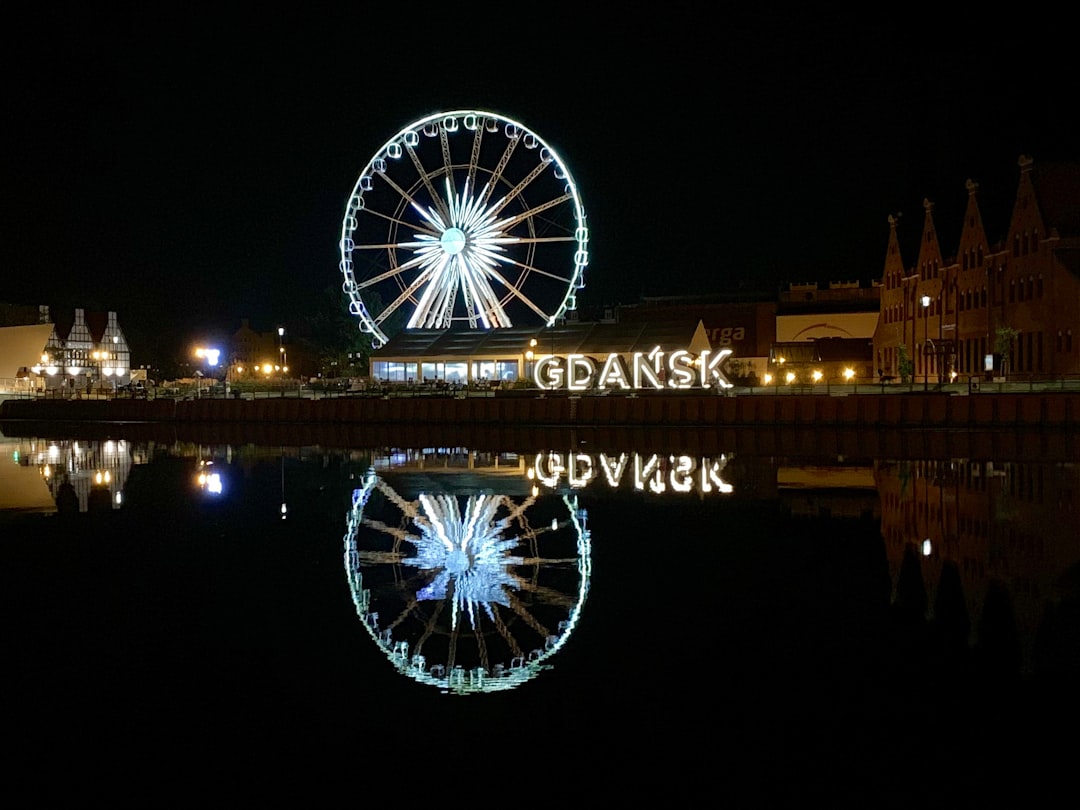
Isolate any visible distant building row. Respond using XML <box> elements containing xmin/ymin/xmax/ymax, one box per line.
<box><xmin>0</xmin><ymin>306</ymin><xmax>133</xmax><ymax>395</ymax></box>
<box><xmin>2</xmin><ymin>155</ymin><xmax>1076</xmax><ymax>390</ymax></box>
<box><xmin>368</xmin><ymin>154</ymin><xmax>1077</xmax><ymax>387</ymax></box>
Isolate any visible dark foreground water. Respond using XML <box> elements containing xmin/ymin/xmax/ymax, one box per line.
<box><xmin>2</xmin><ymin>424</ymin><xmax>1077</xmax><ymax>806</ymax></box>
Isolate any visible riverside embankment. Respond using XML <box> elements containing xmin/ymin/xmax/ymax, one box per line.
<box><xmin>3</xmin><ymin>389</ymin><xmax>1079</xmax><ymax>429</ymax></box>
<box><xmin>3</xmin><ymin>391</ymin><xmax>1078</xmax><ymax>461</ymax></box>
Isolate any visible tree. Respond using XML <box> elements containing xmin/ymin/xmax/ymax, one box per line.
<box><xmin>995</xmin><ymin>326</ymin><xmax>1018</xmax><ymax>377</ymax></box>
<box><xmin>297</xmin><ymin>285</ymin><xmax>378</xmax><ymax>378</ymax></box>
<box><xmin>897</xmin><ymin>344</ymin><xmax>914</xmax><ymax>384</ymax></box>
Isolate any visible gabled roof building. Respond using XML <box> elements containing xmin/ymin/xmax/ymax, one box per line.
<box><xmin>0</xmin><ymin>307</ymin><xmax>132</xmax><ymax>396</ymax></box>
<box><xmin>874</xmin><ymin>155</ymin><xmax>1080</xmax><ymax>382</ymax></box>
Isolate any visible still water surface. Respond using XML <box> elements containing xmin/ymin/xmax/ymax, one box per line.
<box><xmin>3</xmin><ymin>424</ymin><xmax>1077</xmax><ymax>804</ymax></box>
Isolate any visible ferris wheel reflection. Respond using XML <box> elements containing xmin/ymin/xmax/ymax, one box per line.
<box><xmin>344</xmin><ymin>467</ymin><xmax>591</xmax><ymax>694</ymax></box>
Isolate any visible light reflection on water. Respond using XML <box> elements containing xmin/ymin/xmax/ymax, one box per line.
<box><xmin>2</xmin><ymin>426</ymin><xmax>1078</xmax><ymax>799</ymax></box>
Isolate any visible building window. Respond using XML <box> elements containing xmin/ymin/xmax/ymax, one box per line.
<box><xmin>444</xmin><ymin>362</ymin><xmax>467</xmax><ymax>383</ymax></box>
<box><xmin>494</xmin><ymin>360</ymin><xmax>519</xmax><ymax>381</ymax></box>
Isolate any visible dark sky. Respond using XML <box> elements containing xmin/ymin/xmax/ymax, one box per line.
<box><xmin>3</xmin><ymin>11</ymin><xmax>1074</xmax><ymax>356</ymax></box>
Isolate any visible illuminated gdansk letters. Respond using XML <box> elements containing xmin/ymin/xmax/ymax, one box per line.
<box><xmin>532</xmin><ymin>346</ymin><xmax>734</xmax><ymax>391</ymax></box>
<box><xmin>529</xmin><ymin>452</ymin><xmax>734</xmax><ymax>496</ymax></box>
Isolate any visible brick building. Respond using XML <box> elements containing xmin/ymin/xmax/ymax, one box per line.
<box><xmin>874</xmin><ymin>155</ymin><xmax>1080</xmax><ymax>383</ymax></box>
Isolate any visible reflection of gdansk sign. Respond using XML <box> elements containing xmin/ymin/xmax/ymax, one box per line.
<box><xmin>533</xmin><ymin>347</ymin><xmax>734</xmax><ymax>391</ymax></box>
<box><xmin>529</xmin><ymin>452</ymin><xmax>734</xmax><ymax>495</ymax></box>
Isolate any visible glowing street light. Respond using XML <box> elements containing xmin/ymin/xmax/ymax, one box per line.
<box><xmin>277</xmin><ymin>326</ymin><xmax>286</xmax><ymax>397</ymax></box>
<box><xmin>194</xmin><ymin>346</ymin><xmax>220</xmax><ymax>398</ymax></box>
<box><xmin>921</xmin><ymin>294</ymin><xmax>931</xmax><ymax>390</ymax></box>
<box><xmin>526</xmin><ymin>338</ymin><xmax>537</xmax><ymax>384</ymax></box>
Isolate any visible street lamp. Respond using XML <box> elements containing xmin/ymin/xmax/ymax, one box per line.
<box><xmin>194</xmin><ymin>347</ymin><xmax>220</xmax><ymax>398</ymax></box>
<box><xmin>526</xmin><ymin>338</ymin><xmax>537</xmax><ymax>385</ymax></box>
<box><xmin>921</xmin><ymin>294</ymin><xmax>931</xmax><ymax>390</ymax></box>
<box><xmin>277</xmin><ymin>327</ymin><xmax>285</xmax><ymax>397</ymax></box>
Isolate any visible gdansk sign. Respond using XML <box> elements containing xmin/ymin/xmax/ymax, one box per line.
<box><xmin>529</xmin><ymin>451</ymin><xmax>734</xmax><ymax>496</ymax></box>
<box><xmin>532</xmin><ymin>347</ymin><xmax>734</xmax><ymax>391</ymax></box>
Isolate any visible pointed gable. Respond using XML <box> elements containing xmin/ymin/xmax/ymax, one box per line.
<box><xmin>873</xmin><ymin>213</ymin><xmax>910</xmax><ymax>347</ymax></box>
<box><xmin>882</xmin><ymin>212</ymin><xmax>906</xmax><ymax>287</ymax></box>
<box><xmin>956</xmin><ymin>179</ymin><xmax>991</xmax><ymax>282</ymax></box>
<box><xmin>1007</xmin><ymin>155</ymin><xmax>1045</xmax><ymax>261</ymax></box>
<box><xmin>915</xmin><ymin>198</ymin><xmax>946</xmax><ymax>284</ymax></box>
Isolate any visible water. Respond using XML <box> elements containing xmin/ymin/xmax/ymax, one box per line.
<box><xmin>3</xmin><ymin>423</ymin><xmax>1077</xmax><ymax>804</ymax></box>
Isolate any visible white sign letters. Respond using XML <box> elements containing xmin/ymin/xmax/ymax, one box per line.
<box><xmin>532</xmin><ymin>346</ymin><xmax>734</xmax><ymax>391</ymax></box>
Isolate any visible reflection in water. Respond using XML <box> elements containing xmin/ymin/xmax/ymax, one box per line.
<box><xmin>344</xmin><ymin>467</ymin><xmax>592</xmax><ymax>694</ymax></box>
<box><xmin>529</xmin><ymin>451</ymin><xmax>734</xmax><ymax>495</ymax></box>
<box><xmin>876</xmin><ymin>458</ymin><xmax>1080</xmax><ymax>676</ymax></box>
<box><xmin>2</xmin><ymin>427</ymin><xmax>1076</xmax><ymax>687</ymax></box>
<box><xmin>2</xmin><ymin>436</ymin><xmax>136</xmax><ymax>515</ymax></box>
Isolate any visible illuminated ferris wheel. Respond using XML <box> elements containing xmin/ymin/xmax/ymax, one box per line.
<box><xmin>338</xmin><ymin>109</ymin><xmax>589</xmax><ymax>349</ymax></box>
<box><xmin>343</xmin><ymin>468</ymin><xmax>592</xmax><ymax>694</ymax></box>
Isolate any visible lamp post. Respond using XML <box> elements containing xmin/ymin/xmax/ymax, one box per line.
<box><xmin>277</xmin><ymin>327</ymin><xmax>285</xmax><ymax>397</ymax></box>
<box><xmin>921</xmin><ymin>294</ymin><xmax>931</xmax><ymax>390</ymax></box>
<box><xmin>194</xmin><ymin>347</ymin><xmax>220</xmax><ymax>398</ymax></box>
<box><xmin>526</xmin><ymin>338</ymin><xmax>537</xmax><ymax>385</ymax></box>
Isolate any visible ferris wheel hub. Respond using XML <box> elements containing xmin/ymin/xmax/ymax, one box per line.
<box><xmin>441</xmin><ymin>227</ymin><xmax>466</xmax><ymax>256</ymax></box>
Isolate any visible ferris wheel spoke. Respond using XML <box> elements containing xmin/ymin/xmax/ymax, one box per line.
<box><xmin>459</xmin><ymin>265</ymin><xmax>511</xmax><ymax>328</ymax></box>
<box><xmin>485</xmin><ymin>272</ymin><xmax>557</xmax><ymax>322</ymax></box>
<box><xmin>403</xmin><ymin>143</ymin><xmax>453</xmax><ymax>226</ymax></box>
<box><xmin>475</xmin><ymin>258</ymin><xmax>572</xmax><ymax>320</ymax></box>
<box><xmin>379</xmin><ymin>267</ymin><xmax>441</xmax><ymax>327</ymax></box>
<box><xmin>476</xmin><ymin>130</ymin><xmax>521</xmax><ymax>211</ymax></box>
<box><xmin>473</xmin><ymin>621</ymin><xmax>492</xmax><ymax>675</ymax></box>
<box><xmin>491</xmin><ymin>610</ymin><xmax>526</xmax><ymax>660</ymax></box>
<box><xmin>356</xmin><ymin>253</ymin><xmax>430</xmax><ymax>290</ymax></box>
<box><xmin>506</xmin><ymin>592</ymin><xmax>552</xmax><ymax>640</ymax></box>
<box><xmin>359</xmin><ymin>204</ymin><xmax>442</xmax><ymax>242</ymax></box>
<box><xmin>446</xmin><ymin>622</ymin><xmax>461</xmax><ymax>672</ymax></box>
<box><xmin>490</xmin><ymin>253</ymin><xmax>574</xmax><ymax>285</ymax></box>
<box><xmin>495</xmin><ymin>192</ymin><xmax>575</xmax><ymax>232</ymax></box>
<box><xmin>384</xmin><ymin>596</ymin><xmax>423</xmax><ymax>633</ymax></box>
<box><xmin>518</xmin><ymin>581</ymin><xmax>578</xmax><ymax>609</ymax></box>
<box><xmin>486</xmin><ymin>158</ymin><xmax>556</xmax><ymax>221</ymax></box>
<box><xmin>411</xmin><ymin>264</ymin><xmax>458</xmax><ymax>329</ymax></box>
<box><xmin>465</xmin><ymin>121</ymin><xmax>483</xmax><ymax>196</ymax></box>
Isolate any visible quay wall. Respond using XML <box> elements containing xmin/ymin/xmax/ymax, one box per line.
<box><xmin>3</xmin><ymin>391</ymin><xmax>1080</xmax><ymax>430</ymax></box>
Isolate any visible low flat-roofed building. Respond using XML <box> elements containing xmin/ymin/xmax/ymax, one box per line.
<box><xmin>370</xmin><ymin>320</ymin><xmax>712</xmax><ymax>386</ymax></box>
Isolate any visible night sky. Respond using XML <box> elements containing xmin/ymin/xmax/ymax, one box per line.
<box><xmin>3</xmin><ymin>11</ymin><xmax>1075</xmax><ymax>361</ymax></box>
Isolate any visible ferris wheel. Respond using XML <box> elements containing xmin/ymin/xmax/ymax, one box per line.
<box><xmin>343</xmin><ymin>468</ymin><xmax>592</xmax><ymax>694</ymax></box>
<box><xmin>338</xmin><ymin>110</ymin><xmax>589</xmax><ymax>349</ymax></box>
